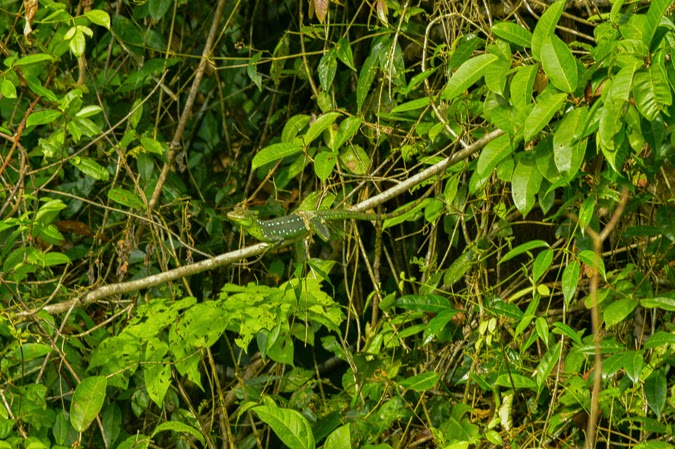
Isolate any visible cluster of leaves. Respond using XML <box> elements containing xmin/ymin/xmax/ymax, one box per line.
<box><xmin>1</xmin><ymin>0</ymin><xmax>674</xmax><ymax>448</ymax></box>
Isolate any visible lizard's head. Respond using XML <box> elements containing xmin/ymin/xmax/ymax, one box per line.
<box><xmin>227</xmin><ymin>207</ymin><xmax>258</xmax><ymax>227</ymax></box>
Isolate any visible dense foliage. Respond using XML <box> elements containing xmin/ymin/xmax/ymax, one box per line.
<box><xmin>1</xmin><ymin>0</ymin><xmax>674</xmax><ymax>448</ymax></box>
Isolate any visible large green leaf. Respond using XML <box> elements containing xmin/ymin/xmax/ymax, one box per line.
<box><xmin>531</xmin><ymin>0</ymin><xmax>565</xmax><ymax>61</ymax></box>
<box><xmin>524</xmin><ymin>92</ymin><xmax>567</xmax><ymax>141</ymax></box>
<box><xmin>644</xmin><ymin>369</ymin><xmax>667</xmax><ymax>416</ymax></box>
<box><xmin>477</xmin><ymin>133</ymin><xmax>515</xmax><ymax>176</ymax></box>
<box><xmin>324</xmin><ymin>424</ymin><xmax>351</xmax><ymax>449</ymax></box>
<box><xmin>500</xmin><ymin>240</ymin><xmax>549</xmax><ymax>264</ymax></box>
<box><xmin>633</xmin><ymin>65</ymin><xmax>672</xmax><ymax>121</ymax></box>
<box><xmin>398</xmin><ymin>372</ymin><xmax>441</xmax><ymax>392</ymax></box>
<box><xmin>144</xmin><ymin>338</ymin><xmax>171</xmax><ymax>408</ymax></box>
<box><xmin>304</xmin><ymin>112</ymin><xmax>342</xmax><ymax>145</ymax></box>
<box><xmin>251</xmin><ymin>141</ymin><xmax>304</xmax><ymax>170</ymax></box>
<box><xmin>540</xmin><ymin>35</ymin><xmax>578</xmax><ymax>93</ymax></box>
<box><xmin>492</xmin><ymin>22</ymin><xmax>532</xmax><ymax>48</ymax></box>
<box><xmin>535</xmin><ymin>342</ymin><xmax>561</xmax><ymax>393</ymax></box>
<box><xmin>356</xmin><ymin>55</ymin><xmax>377</xmax><ymax>112</ymax></box>
<box><xmin>510</xmin><ymin>64</ymin><xmax>538</xmax><ymax>109</ymax></box>
<box><xmin>553</xmin><ymin>107</ymin><xmax>588</xmax><ymax>176</ymax></box>
<box><xmin>609</xmin><ymin>61</ymin><xmax>639</xmax><ymax>103</ymax></box>
<box><xmin>511</xmin><ymin>154</ymin><xmax>542</xmax><ymax>217</ymax></box>
<box><xmin>26</xmin><ymin>110</ymin><xmax>61</xmax><ymax>127</ymax></box>
<box><xmin>441</xmin><ymin>53</ymin><xmax>499</xmax><ymax>100</ymax></box>
<box><xmin>253</xmin><ymin>405</ymin><xmax>315</xmax><ymax>449</ymax></box>
<box><xmin>643</xmin><ymin>0</ymin><xmax>671</xmax><ymax>48</ymax></box>
<box><xmin>562</xmin><ymin>260</ymin><xmax>580</xmax><ymax>305</ymax></box>
<box><xmin>70</xmin><ymin>376</ymin><xmax>107</xmax><ymax>432</ymax></box>
<box><xmin>604</xmin><ymin>298</ymin><xmax>639</xmax><ymax>327</ymax></box>
<box><xmin>152</xmin><ymin>422</ymin><xmax>205</xmax><ymax>445</ymax></box>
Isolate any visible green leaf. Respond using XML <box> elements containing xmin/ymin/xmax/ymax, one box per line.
<box><xmin>35</xmin><ymin>199</ymin><xmax>67</xmax><ymax>224</ymax></box>
<box><xmin>27</xmin><ymin>110</ymin><xmax>61</xmax><ymax>127</ymax></box>
<box><xmin>398</xmin><ymin>372</ymin><xmax>440</xmax><ymax>392</ymax></box>
<box><xmin>641</xmin><ymin>296</ymin><xmax>675</xmax><ymax>312</ymax></box>
<box><xmin>598</xmin><ymin>97</ymin><xmax>624</xmax><ymax>153</ymax></box>
<box><xmin>314</xmin><ymin>151</ymin><xmax>337</xmax><ymax>182</ymax></box>
<box><xmin>623</xmin><ymin>350</ymin><xmax>643</xmax><ymax>383</ymax></box>
<box><xmin>85</xmin><ymin>10</ymin><xmax>111</xmax><ymax>29</ymax></box>
<box><xmin>531</xmin><ymin>0</ymin><xmax>565</xmax><ymax>61</ymax></box>
<box><xmin>15</xmin><ymin>53</ymin><xmax>54</xmax><ymax>66</ymax></box>
<box><xmin>336</xmin><ymin>37</ymin><xmax>356</xmax><ymax>70</ymax></box>
<box><xmin>390</xmin><ymin>97</ymin><xmax>430</xmax><ymax>113</ymax></box>
<box><xmin>540</xmin><ymin>35</ymin><xmax>577</xmax><ymax>93</ymax></box>
<box><xmin>553</xmin><ymin>107</ymin><xmax>587</xmax><ymax>176</ymax></box>
<box><xmin>339</xmin><ymin>144</ymin><xmax>370</xmax><ymax>175</ymax></box>
<box><xmin>0</xmin><ymin>79</ymin><xmax>17</xmax><ymax>98</ymax></box>
<box><xmin>26</xmin><ymin>75</ymin><xmax>58</xmax><ymax>102</ymax></box>
<box><xmin>578</xmin><ymin>196</ymin><xmax>595</xmax><ymax>231</ymax></box>
<box><xmin>140</xmin><ymin>136</ymin><xmax>164</xmax><ymax>155</ymax></box>
<box><xmin>535</xmin><ymin>341</ymin><xmax>561</xmax><ymax>391</ymax></box>
<box><xmin>484</xmin><ymin>59</ymin><xmax>510</xmax><ymax>95</ymax></box>
<box><xmin>70</xmin><ymin>376</ymin><xmax>107</xmax><ymax>432</ymax></box>
<box><xmin>604</xmin><ymin>298</ymin><xmax>639</xmax><ymax>327</ymax></box>
<box><xmin>643</xmin><ymin>0</ymin><xmax>671</xmax><ymax>48</ymax></box>
<box><xmin>70</xmin><ymin>157</ymin><xmax>109</xmax><ymax>181</ymax></box>
<box><xmin>331</xmin><ymin>116</ymin><xmax>361</xmax><ymax>151</ymax></box>
<box><xmin>524</xmin><ymin>92</ymin><xmax>567</xmax><ymax>141</ymax></box>
<box><xmin>247</xmin><ymin>51</ymin><xmax>263</xmax><ymax>91</ymax></box>
<box><xmin>535</xmin><ymin>316</ymin><xmax>550</xmax><ymax>347</ymax></box>
<box><xmin>152</xmin><ymin>421</ymin><xmax>205</xmax><ymax>445</ymax></box>
<box><xmin>443</xmin><ymin>248</ymin><xmax>475</xmax><ymax>286</ymax></box>
<box><xmin>492</xmin><ymin>22</ymin><xmax>532</xmax><ymax>48</ymax></box>
<box><xmin>633</xmin><ymin>66</ymin><xmax>672</xmax><ymax>121</ymax></box>
<box><xmin>144</xmin><ymin>338</ymin><xmax>171</xmax><ymax>408</ymax></box>
<box><xmin>75</xmin><ymin>105</ymin><xmax>103</xmax><ymax>118</ymax></box>
<box><xmin>149</xmin><ymin>0</ymin><xmax>173</xmax><ymax>20</ymax></box>
<box><xmin>357</xmin><ymin>55</ymin><xmax>377</xmax><ymax>112</ymax></box>
<box><xmin>448</xmin><ymin>35</ymin><xmax>485</xmax><ymax>71</ymax></box>
<box><xmin>282</xmin><ymin>115</ymin><xmax>311</xmax><ymax>142</ymax></box>
<box><xmin>500</xmin><ymin>240</ymin><xmax>549</xmax><ymax>264</ymax></box>
<box><xmin>252</xmin><ymin>141</ymin><xmax>304</xmax><ymax>170</ymax></box>
<box><xmin>318</xmin><ymin>49</ymin><xmax>338</xmax><ymax>92</ymax></box>
<box><xmin>441</xmin><ymin>53</ymin><xmax>499</xmax><ymax>100</ymax></box>
<box><xmin>304</xmin><ymin>112</ymin><xmax>342</xmax><ymax>145</ymax></box>
<box><xmin>552</xmin><ymin>322</ymin><xmax>583</xmax><ymax>345</ymax></box>
<box><xmin>511</xmin><ymin>154</ymin><xmax>542</xmax><ymax>217</ymax></box>
<box><xmin>510</xmin><ymin>65</ymin><xmax>538</xmax><ymax>109</ymax></box>
<box><xmin>644</xmin><ymin>369</ymin><xmax>667</xmax><ymax>416</ymax></box>
<box><xmin>609</xmin><ymin>62</ymin><xmax>639</xmax><ymax>103</ymax></box>
<box><xmin>578</xmin><ymin>250</ymin><xmax>606</xmax><ymax>280</ymax></box>
<box><xmin>495</xmin><ymin>374</ymin><xmax>537</xmax><ymax>390</ymax></box>
<box><xmin>324</xmin><ymin>424</ymin><xmax>351</xmax><ymax>449</ymax></box>
<box><xmin>477</xmin><ymin>134</ymin><xmax>515</xmax><ymax>177</ymax></box>
<box><xmin>42</xmin><ymin>252</ymin><xmax>71</xmax><ymax>267</ymax></box>
<box><xmin>562</xmin><ymin>260</ymin><xmax>580</xmax><ymax>306</ymax></box>
<box><xmin>252</xmin><ymin>405</ymin><xmax>315</xmax><ymax>449</ymax></box>
<box><xmin>382</xmin><ymin>198</ymin><xmax>429</xmax><ymax>229</ymax></box>
<box><xmin>532</xmin><ymin>249</ymin><xmax>553</xmax><ymax>283</ymax></box>
<box><xmin>644</xmin><ymin>331</ymin><xmax>675</xmax><ymax>349</ymax></box>
<box><xmin>68</xmin><ymin>29</ymin><xmax>87</xmax><ymax>57</ymax></box>
<box><xmin>107</xmin><ymin>187</ymin><xmax>145</xmax><ymax>209</ymax></box>
<box><xmin>396</xmin><ymin>294</ymin><xmax>453</xmax><ymax>313</ymax></box>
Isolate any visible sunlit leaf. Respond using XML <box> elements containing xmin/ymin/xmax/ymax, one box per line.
<box><xmin>70</xmin><ymin>377</ymin><xmax>107</xmax><ymax>432</ymax></box>
<box><xmin>492</xmin><ymin>22</ymin><xmax>532</xmax><ymax>48</ymax></box>
<box><xmin>540</xmin><ymin>35</ymin><xmax>577</xmax><ymax>93</ymax></box>
<box><xmin>253</xmin><ymin>405</ymin><xmax>315</xmax><ymax>449</ymax></box>
<box><xmin>442</xmin><ymin>53</ymin><xmax>499</xmax><ymax>100</ymax></box>
<box><xmin>531</xmin><ymin>0</ymin><xmax>565</xmax><ymax>60</ymax></box>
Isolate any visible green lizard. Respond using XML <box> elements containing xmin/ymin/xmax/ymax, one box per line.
<box><xmin>227</xmin><ymin>187</ymin><xmax>435</xmax><ymax>244</ymax></box>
